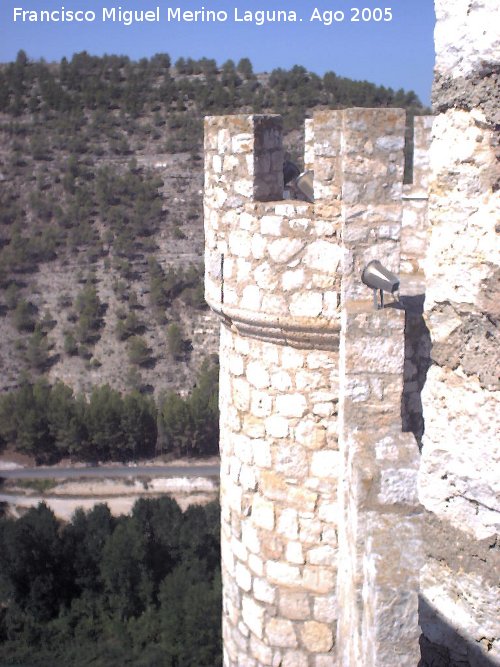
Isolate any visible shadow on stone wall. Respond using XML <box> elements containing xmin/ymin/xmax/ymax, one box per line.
<box><xmin>418</xmin><ymin>596</ymin><xmax>498</xmax><ymax>667</ymax></box>
<box><xmin>400</xmin><ymin>294</ymin><xmax>432</xmax><ymax>450</ymax></box>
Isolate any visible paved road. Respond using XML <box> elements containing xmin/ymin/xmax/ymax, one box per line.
<box><xmin>0</xmin><ymin>464</ymin><xmax>220</xmax><ymax>480</ymax></box>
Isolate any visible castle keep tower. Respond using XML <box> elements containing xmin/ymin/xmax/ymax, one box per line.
<box><xmin>204</xmin><ymin>110</ymin><xmax>425</xmax><ymax>666</ymax></box>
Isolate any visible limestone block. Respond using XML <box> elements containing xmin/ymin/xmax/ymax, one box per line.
<box><xmin>251</xmin><ymin>234</ymin><xmax>267</xmax><ymax>259</ymax></box>
<box><xmin>229</xmin><ymin>353</ymin><xmax>245</xmax><ymax>377</ymax></box>
<box><xmin>282</xmin><ymin>269</ymin><xmax>305</xmax><ymax>291</ymax></box>
<box><xmin>261</xmin><ymin>215</ymin><xmax>283</xmax><ymax>236</ymax></box>
<box><xmin>289</xmin><ymin>292</ymin><xmax>323</xmax><ymax>318</ymax></box>
<box><xmin>232</xmin><ymin>132</ymin><xmax>253</xmax><ymax>153</ymax></box>
<box><xmin>253</xmin><ymin>439</ymin><xmax>272</xmax><ymax>468</ymax></box>
<box><xmin>242</xmin><ymin>521</ymin><xmax>261</xmax><ymax>554</ymax></box>
<box><xmin>247</xmin><ymin>360</ymin><xmax>271</xmax><ymax>389</ymax></box>
<box><xmin>236</xmin><ymin>562</ymin><xmax>253</xmax><ymax>592</ymax></box>
<box><xmin>281</xmin><ymin>651</ymin><xmax>309</xmax><ymax>667</ymax></box>
<box><xmin>302</xmin><ymin>566</ymin><xmax>335</xmax><ymax>594</ymax></box>
<box><xmin>301</xmin><ymin>621</ymin><xmax>334</xmax><ymax>653</ymax></box>
<box><xmin>295</xmin><ymin>370</ymin><xmax>325</xmax><ymax>391</ymax></box>
<box><xmin>255</xmin><ymin>262</ymin><xmax>279</xmax><ymax>290</ymax></box>
<box><xmin>303</xmin><ymin>240</ymin><xmax>342</xmax><ymax>274</ymax></box>
<box><xmin>276</xmin><ymin>394</ymin><xmax>307</xmax><ymax>418</ymax></box>
<box><xmin>344</xmin><ymin>335</ymin><xmax>404</xmax><ymax>375</ymax></box>
<box><xmin>322</xmin><ymin>291</ymin><xmax>339</xmax><ymax>318</ymax></box>
<box><xmin>265</xmin><ymin>415</ymin><xmax>289</xmax><ymax>438</ymax></box>
<box><xmin>229</xmin><ymin>456</ymin><xmax>242</xmax><ymax>483</ymax></box>
<box><xmin>299</xmin><ymin>517</ymin><xmax>323</xmax><ymax>544</ymax></box>
<box><xmin>262</xmin><ymin>535</ymin><xmax>285</xmax><ymax>561</ymax></box>
<box><xmin>242</xmin><ymin>415</ymin><xmax>266</xmax><ymax>439</ymax></box>
<box><xmin>288</xmin><ymin>218</ymin><xmax>310</xmax><ymax>232</ymax></box>
<box><xmin>267</xmin><ymin>561</ymin><xmax>301</xmax><ymax>587</ymax></box>
<box><xmin>226</xmin><ymin>480</ymin><xmax>243</xmax><ymax>512</ymax></box>
<box><xmin>308</xmin><ymin>545</ymin><xmax>336</xmax><ymax>566</ymax></box>
<box><xmin>234</xmin><ymin>434</ymin><xmax>254</xmax><ymax>464</ymax></box>
<box><xmin>265</xmin><ymin>619</ymin><xmax>298</xmax><ymax>648</ymax></box>
<box><xmin>274</xmin><ymin>444</ymin><xmax>308</xmax><ymax>478</ymax></box>
<box><xmin>375</xmin><ymin>135</ymin><xmax>405</xmax><ymax>152</ymax></box>
<box><xmin>250</xmin><ymin>635</ymin><xmax>273</xmax><ymax>665</ymax></box>
<box><xmin>274</xmin><ymin>203</ymin><xmax>296</xmax><ymax>216</ymax></box>
<box><xmin>229</xmin><ymin>230</ymin><xmax>252</xmax><ymax>258</ymax></box>
<box><xmin>240</xmin><ymin>465</ymin><xmax>257</xmax><ymax>491</ymax></box>
<box><xmin>314</xmin><ymin>221</ymin><xmax>336</xmax><ymax>237</ymax></box>
<box><xmin>312</xmin><ymin>402</ymin><xmax>335</xmax><ymax>418</ymax></box>
<box><xmin>313</xmin><ymin>595</ymin><xmax>338</xmax><ymax>624</ymax></box>
<box><xmin>233</xmin><ymin>377</ymin><xmax>251</xmax><ymax>411</ymax></box>
<box><xmin>262</xmin><ymin>342</ymin><xmax>280</xmax><ymax>364</ymax></box>
<box><xmin>250</xmin><ymin>391</ymin><xmax>273</xmax><ymax>418</ymax></box>
<box><xmin>318</xmin><ymin>502</ymin><xmax>339</xmax><ymax>524</ymax></box>
<box><xmin>286</xmin><ymin>541</ymin><xmax>305</xmax><ymax>565</ymax></box>
<box><xmin>221</xmin><ymin>538</ymin><xmax>235</xmax><ymax>575</ymax></box>
<box><xmin>311</xmin><ymin>451</ymin><xmax>341</xmax><ymax>478</ymax></box>
<box><xmin>306</xmin><ymin>351</ymin><xmax>334</xmax><ymax>370</ymax></box>
<box><xmin>282</xmin><ymin>347</ymin><xmax>306</xmax><ymax>369</ymax></box>
<box><xmin>239</xmin><ymin>211</ymin><xmax>256</xmax><ymax>231</ymax></box>
<box><xmin>215</xmin><ymin>127</ymin><xmax>231</xmax><ymax>152</ymax></box>
<box><xmin>271</xmin><ymin>370</ymin><xmax>293</xmax><ymax>391</ymax></box>
<box><xmin>279</xmin><ymin>591</ymin><xmax>311</xmax><ymax>621</ymax></box>
<box><xmin>241</xmin><ymin>285</ymin><xmax>262</xmax><ymax>310</ymax></box>
<box><xmin>252</xmin><ymin>495</ymin><xmax>275</xmax><ymax>530</ymax></box>
<box><xmin>237</xmin><ymin>258</ymin><xmax>252</xmax><ymax>282</ymax></box>
<box><xmin>231</xmin><ymin>536</ymin><xmax>248</xmax><ymax>564</ymax></box>
<box><xmin>253</xmin><ymin>577</ymin><xmax>276</xmax><ymax>604</ymax></box>
<box><xmin>262</xmin><ymin>294</ymin><xmax>289</xmax><ymax>314</ymax></box>
<box><xmin>287</xmin><ymin>487</ymin><xmax>318</xmax><ymax>513</ymax></box>
<box><xmin>248</xmin><ymin>554</ymin><xmax>264</xmax><ymax>577</ymax></box>
<box><xmin>268</xmin><ymin>238</ymin><xmax>305</xmax><ymax>264</ymax></box>
<box><xmin>277</xmin><ymin>508</ymin><xmax>299</xmax><ymax>540</ymax></box>
<box><xmin>260</xmin><ymin>470</ymin><xmax>288</xmax><ymax>502</ymax></box>
<box><xmin>295</xmin><ymin>420</ymin><xmax>327</xmax><ymax>451</ymax></box>
<box><xmin>242</xmin><ymin>595</ymin><xmax>265</xmax><ymax>639</ymax></box>
<box><xmin>234</xmin><ymin>334</ymin><xmax>250</xmax><ymax>355</ymax></box>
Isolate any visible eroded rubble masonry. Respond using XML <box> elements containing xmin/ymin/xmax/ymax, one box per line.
<box><xmin>419</xmin><ymin>1</ymin><xmax>500</xmax><ymax>665</ymax></box>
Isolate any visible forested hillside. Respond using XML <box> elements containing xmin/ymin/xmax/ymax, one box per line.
<box><xmin>0</xmin><ymin>51</ymin><xmax>426</xmax><ymax>462</ymax></box>
<box><xmin>0</xmin><ymin>498</ymin><xmax>221</xmax><ymax>666</ymax></box>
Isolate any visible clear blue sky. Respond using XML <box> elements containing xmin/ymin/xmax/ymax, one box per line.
<box><xmin>0</xmin><ymin>0</ymin><xmax>435</xmax><ymax>105</ymax></box>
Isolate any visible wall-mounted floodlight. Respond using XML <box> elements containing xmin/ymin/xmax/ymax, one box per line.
<box><xmin>361</xmin><ymin>260</ymin><xmax>400</xmax><ymax>309</ymax></box>
<box><xmin>295</xmin><ymin>170</ymin><xmax>314</xmax><ymax>202</ymax></box>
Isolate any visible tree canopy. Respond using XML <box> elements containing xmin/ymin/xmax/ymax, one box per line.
<box><xmin>0</xmin><ymin>498</ymin><xmax>221</xmax><ymax>666</ymax></box>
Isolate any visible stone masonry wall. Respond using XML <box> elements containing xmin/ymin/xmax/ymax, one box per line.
<box><xmin>205</xmin><ymin>110</ymin><xmax>422</xmax><ymax>666</ymax></box>
<box><xmin>336</xmin><ymin>305</ymin><xmax>421</xmax><ymax>667</ymax></box>
<box><xmin>401</xmin><ymin>116</ymin><xmax>433</xmax><ymax>275</ymax></box>
<box><xmin>419</xmin><ymin>0</ymin><xmax>500</xmax><ymax>665</ymax></box>
<box><xmin>219</xmin><ymin>327</ymin><xmax>339</xmax><ymax>667</ymax></box>
<box><xmin>334</xmin><ymin>108</ymin><xmax>422</xmax><ymax>667</ymax></box>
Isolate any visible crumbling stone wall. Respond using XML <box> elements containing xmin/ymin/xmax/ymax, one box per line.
<box><xmin>419</xmin><ymin>0</ymin><xmax>500</xmax><ymax>665</ymax></box>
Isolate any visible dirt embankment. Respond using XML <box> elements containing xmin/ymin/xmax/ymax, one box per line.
<box><xmin>0</xmin><ymin>456</ymin><xmax>220</xmax><ymax>519</ymax></box>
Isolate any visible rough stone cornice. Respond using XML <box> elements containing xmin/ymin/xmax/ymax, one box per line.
<box><xmin>211</xmin><ymin>302</ymin><xmax>341</xmax><ymax>349</ymax></box>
